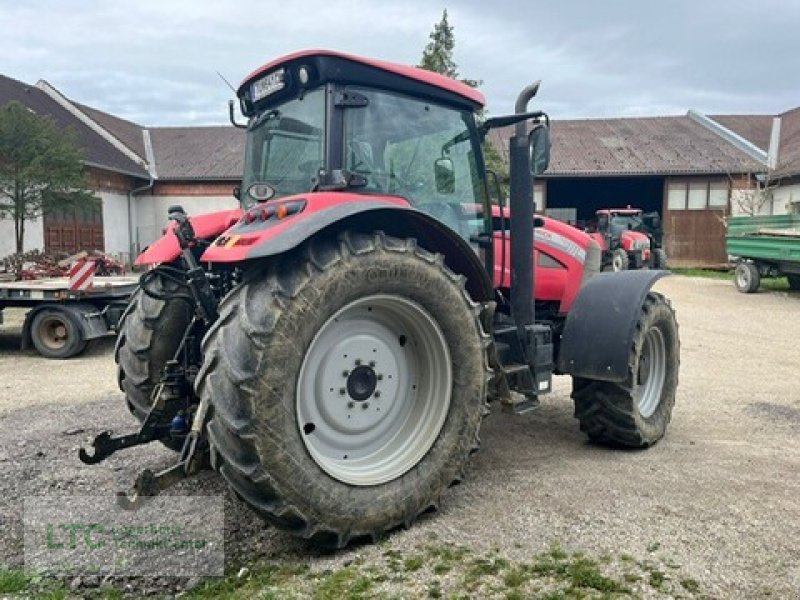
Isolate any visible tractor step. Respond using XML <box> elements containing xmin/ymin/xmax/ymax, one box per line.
<box><xmin>501</xmin><ymin>391</ymin><xmax>541</xmax><ymax>415</ymax></box>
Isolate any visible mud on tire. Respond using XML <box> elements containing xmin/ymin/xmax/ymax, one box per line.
<box><xmin>572</xmin><ymin>292</ymin><xmax>679</xmax><ymax>447</ymax></box>
<box><xmin>115</xmin><ymin>270</ymin><xmax>194</xmax><ymax>449</ymax></box>
<box><xmin>199</xmin><ymin>231</ymin><xmax>490</xmax><ymax>547</ymax></box>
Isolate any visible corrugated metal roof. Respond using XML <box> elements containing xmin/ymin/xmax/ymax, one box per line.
<box><xmin>488</xmin><ymin>114</ymin><xmax>765</xmax><ymax>177</ymax></box>
<box><xmin>149</xmin><ymin>126</ymin><xmax>245</xmax><ymax>180</ymax></box>
<box><xmin>709</xmin><ymin>114</ymin><xmax>774</xmax><ymax>153</ymax></box>
<box><xmin>0</xmin><ymin>74</ymin><xmax>149</xmax><ymax>178</ymax></box>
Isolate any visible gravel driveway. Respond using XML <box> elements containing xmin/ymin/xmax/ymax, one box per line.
<box><xmin>0</xmin><ymin>276</ymin><xmax>798</xmax><ymax>598</ymax></box>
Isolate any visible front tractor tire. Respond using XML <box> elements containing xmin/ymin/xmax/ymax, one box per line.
<box><xmin>115</xmin><ymin>270</ymin><xmax>194</xmax><ymax>449</ymax></box>
<box><xmin>199</xmin><ymin>232</ymin><xmax>489</xmax><ymax>547</ymax></box>
<box><xmin>611</xmin><ymin>248</ymin><xmax>630</xmax><ymax>272</ymax></box>
<box><xmin>572</xmin><ymin>292</ymin><xmax>679</xmax><ymax>447</ymax></box>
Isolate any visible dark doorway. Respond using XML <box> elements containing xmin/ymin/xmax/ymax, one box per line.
<box><xmin>545</xmin><ymin>176</ymin><xmax>664</xmax><ymax>228</ymax></box>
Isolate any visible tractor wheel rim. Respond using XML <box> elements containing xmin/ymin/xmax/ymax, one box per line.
<box><xmin>636</xmin><ymin>326</ymin><xmax>666</xmax><ymax>418</ymax></box>
<box><xmin>296</xmin><ymin>294</ymin><xmax>452</xmax><ymax>486</ymax></box>
<box><xmin>39</xmin><ymin>317</ymin><xmax>68</xmax><ymax>350</ymax></box>
<box><xmin>613</xmin><ymin>255</ymin><xmax>623</xmax><ymax>271</ymax></box>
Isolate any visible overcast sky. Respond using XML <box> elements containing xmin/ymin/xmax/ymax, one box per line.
<box><xmin>1</xmin><ymin>0</ymin><xmax>798</xmax><ymax>126</ymax></box>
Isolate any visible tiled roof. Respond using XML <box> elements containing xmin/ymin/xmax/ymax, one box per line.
<box><xmin>488</xmin><ymin>115</ymin><xmax>765</xmax><ymax>177</ymax></box>
<box><xmin>74</xmin><ymin>101</ymin><xmax>146</xmax><ymax>161</ymax></box>
<box><xmin>774</xmin><ymin>106</ymin><xmax>800</xmax><ymax>179</ymax></box>
<box><xmin>0</xmin><ymin>74</ymin><xmax>149</xmax><ymax>178</ymax></box>
<box><xmin>149</xmin><ymin>126</ymin><xmax>245</xmax><ymax>180</ymax></box>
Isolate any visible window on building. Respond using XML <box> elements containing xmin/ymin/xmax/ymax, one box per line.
<box><xmin>667</xmin><ymin>179</ymin><xmax>728</xmax><ymax>210</ymax></box>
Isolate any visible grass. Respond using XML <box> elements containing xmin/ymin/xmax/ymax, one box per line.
<box><xmin>672</xmin><ymin>267</ymin><xmax>793</xmax><ymax>291</ymax></box>
<box><xmin>1</xmin><ymin>542</ymin><xmax>707</xmax><ymax>599</ymax></box>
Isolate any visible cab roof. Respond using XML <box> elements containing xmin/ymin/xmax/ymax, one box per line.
<box><xmin>238</xmin><ymin>49</ymin><xmax>485</xmax><ymax>116</ymax></box>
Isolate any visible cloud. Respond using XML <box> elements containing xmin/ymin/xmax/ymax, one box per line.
<box><xmin>1</xmin><ymin>0</ymin><xmax>798</xmax><ymax>125</ymax></box>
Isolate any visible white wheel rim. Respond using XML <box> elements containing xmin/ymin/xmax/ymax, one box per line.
<box><xmin>636</xmin><ymin>326</ymin><xmax>666</xmax><ymax>418</ymax></box>
<box><xmin>736</xmin><ymin>265</ymin><xmax>750</xmax><ymax>289</ymax></box>
<box><xmin>296</xmin><ymin>294</ymin><xmax>452</xmax><ymax>486</ymax></box>
<box><xmin>613</xmin><ymin>254</ymin><xmax>624</xmax><ymax>271</ymax></box>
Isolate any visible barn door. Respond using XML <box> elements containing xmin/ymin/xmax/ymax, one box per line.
<box><xmin>43</xmin><ymin>198</ymin><xmax>104</xmax><ymax>255</ymax></box>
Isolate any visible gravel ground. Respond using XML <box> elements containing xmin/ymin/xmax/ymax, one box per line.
<box><xmin>0</xmin><ymin>276</ymin><xmax>798</xmax><ymax>598</ymax></box>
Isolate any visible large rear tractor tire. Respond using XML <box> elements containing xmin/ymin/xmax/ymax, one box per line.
<box><xmin>572</xmin><ymin>292</ymin><xmax>679</xmax><ymax>447</ymax></box>
<box><xmin>734</xmin><ymin>262</ymin><xmax>760</xmax><ymax>293</ymax></box>
<box><xmin>115</xmin><ymin>270</ymin><xmax>194</xmax><ymax>450</ymax></box>
<box><xmin>199</xmin><ymin>231</ymin><xmax>489</xmax><ymax>547</ymax></box>
<box><xmin>611</xmin><ymin>248</ymin><xmax>630</xmax><ymax>272</ymax></box>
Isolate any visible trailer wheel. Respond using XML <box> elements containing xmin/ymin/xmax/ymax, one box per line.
<box><xmin>200</xmin><ymin>231</ymin><xmax>489</xmax><ymax>547</ymax></box>
<box><xmin>652</xmin><ymin>248</ymin><xmax>668</xmax><ymax>269</ymax></box>
<box><xmin>572</xmin><ymin>292</ymin><xmax>679</xmax><ymax>447</ymax></box>
<box><xmin>734</xmin><ymin>262</ymin><xmax>760</xmax><ymax>293</ymax></box>
<box><xmin>30</xmin><ymin>309</ymin><xmax>88</xmax><ymax>359</ymax></box>
<box><xmin>611</xmin><ymin>248</ymin><xmax>630</xmax><ymax>272</ymax></box>
<box><xmin>786</xmin><ymin>274</ymin><xmax>800</xmax><ymax>291</ymax></box>
<box><xmin>115</xmin><ymin>269</ymin><xmax>194</xmax><ymax>449</ymax></box>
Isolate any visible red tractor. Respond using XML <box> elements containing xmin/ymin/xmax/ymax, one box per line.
<box><xmin>588</xmin><ymin>208</ymin><xmax>668</xmax><ymax>271</ymax></box>
<box><xmin>81</xmin><ymin>50</ymin><xmax>680</xmax><ymax>547</ymax></box>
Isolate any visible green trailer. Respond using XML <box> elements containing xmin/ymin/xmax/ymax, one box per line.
<box><xmin>726</xmin><ymin>214</ymin><xmax>800</xmax><ymax>293</ymax></box>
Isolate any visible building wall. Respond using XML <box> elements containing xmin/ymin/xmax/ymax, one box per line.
<box><xmin>0</xmin><ymin>216</ymin><xmax>44</xmax><ymax>257</ymax></box>
<box><xmin>135</xmin><ymin>192</ymin><xmax>238</xmax><ymax>252</ymax></box>
<box><xmin>772</xmin><ymin>182</ymin><xmax>800</xmax><ymax>214</ymax></box>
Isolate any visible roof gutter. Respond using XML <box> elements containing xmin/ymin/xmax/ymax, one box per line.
<box><xmin>127</xmin><ymin>129</ymin><xmax>158</xmax><ymax>261</ymax></box>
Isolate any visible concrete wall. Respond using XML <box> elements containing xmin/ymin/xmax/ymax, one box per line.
<box><xmin>135</xmin><ymin>195</ymin><xmax>238</xmax><ymax>253</ymax></box>
<box><xmin>772</xmin><ymin>182</ymin><xmax>800</xmax><ymax>214</ymax></box>
<box><xmin>97</xmin><ymin>190</ymin><xmax>131</xmax><ymax>261</ymax></box>
<box><xmin>731</xmin><ymin>183</ymin><xmax>798</xmax><ymax>216</ymax></box>
<box><xmin>0</xmin><ymin>216</ymin><xmax>44</xmax><ymax>257</ymax></box>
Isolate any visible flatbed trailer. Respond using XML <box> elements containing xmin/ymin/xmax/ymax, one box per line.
<box><xmin>726</xmin><ymin>214</ymin><xmax>800</xmax><ymax>293</ymax></box>
<box><xmin>0</xmin><ymin>276</ymin><xmax>138</xmax><ymax>358</ymax></box>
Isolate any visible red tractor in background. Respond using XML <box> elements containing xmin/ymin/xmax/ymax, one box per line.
<box><xmin>81</xmin><ymin>50</ymin><xmax>680</xmax><ymax>548</ymax></box>
<box><xmin>587</xmin><ymin>208</ymin><xmax>668</xmax><ymax>271</ymax></box>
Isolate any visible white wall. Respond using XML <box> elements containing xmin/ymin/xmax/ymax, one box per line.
<box><xmin>772</xmin><ymin>183</ymin><xmax>800</xmax><ymax>215</ymax></box>
<box><xmin>0</xmin><ymin>215</ymin><xmax>44</xmax><ymax>257</ymax></box>
<box><xmin>98</xmin><ymin>190</ymin><xmax>130</xmax><ymax>261</ymax></box>
<box><xmin>135</xmin><ymin>195</ymin><xmax>238</xmax><ymax>252</ymax></box>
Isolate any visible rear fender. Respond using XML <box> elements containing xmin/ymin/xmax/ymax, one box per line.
<box><xmin>201</xmin><ymin>195</ymin><xmax>494</xmax><ymax>302</ymax></box>
<box><xmin>557</xmin><ymin>270</ymin><xmax>669</xmax><ymax>382</ymax></box>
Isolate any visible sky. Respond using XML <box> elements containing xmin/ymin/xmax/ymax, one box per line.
<box><xmin>1</xmin><ymin>0</ymin><xmax>798</xmax><ymax>127</ymax></box>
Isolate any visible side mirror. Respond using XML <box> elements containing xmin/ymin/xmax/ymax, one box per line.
<box><xmin>233</xmin><ymin>185</ymin><xmax>241</xmax><ymax>201</ymax></box>
<box><xmin>528</xmin><ymin>126</ymin><xmax>551</xmax><ymax>176</ymax></box>
<box><xmin>434</xmin><ymin>157</ymin><xmax>455</xmax><ymax>194</ymax></box>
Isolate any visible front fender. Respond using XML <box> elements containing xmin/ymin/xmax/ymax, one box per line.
<box><xmin>557</xmin><ymin>270</ymin><xmax>669</xmax><ymax>382</ymax></box>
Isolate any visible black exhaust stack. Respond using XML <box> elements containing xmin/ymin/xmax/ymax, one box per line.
<box><xmin>509</xmin><ymin>81</ymin><xmax>541</xmax><ymax>328</ymax></box>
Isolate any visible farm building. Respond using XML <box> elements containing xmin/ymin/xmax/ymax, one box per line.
<box><xmin>489</xmin><ymin>106</ymin><xmax>800</xmax><ymax>266</ymax></box>
<box><xmin>1</xmin><ymin>70</ymin><xmax>798</xmax><ymax>267</ymax></box>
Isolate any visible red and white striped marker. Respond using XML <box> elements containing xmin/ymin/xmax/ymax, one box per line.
<box><xmin>68</xmin><ymin>259</ymin><xmax>97</xmax><ymax>291</ymax></box>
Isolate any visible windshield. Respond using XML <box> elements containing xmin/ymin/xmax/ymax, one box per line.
<box><xmin>241</xmin><ymin>88</ymin><xmax>325</xmax><ymax>207</ymax></box>
<box><xmin>344</xmin><ymin>87</ymin><xmax>486</xmax><ymax>243</ymax></box>
<box><xmin>610</xmin><ymin>215</ymin><xmax>643</xmax><ymax>235</ymax></box>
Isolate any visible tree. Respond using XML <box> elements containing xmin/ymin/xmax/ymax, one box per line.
<box><xmin>419</xmin><ymin>9</ymin><xmax>458</xmax><ymax>79</ymax></box>
<box><xmin>418</xmin><ymin>10</ymin><xmax>510</xmax><ymax>201</ymax></box>
<box><xmin>0</xmin><ymin>101</ymin><xmax>94</xmax><ymax>253</ymax></box>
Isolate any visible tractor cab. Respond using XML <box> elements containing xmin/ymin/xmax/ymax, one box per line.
<box><xmin>236</xmin><ymin>51</ymin><xmax>491</xmax><ymax>248</ymax></box>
